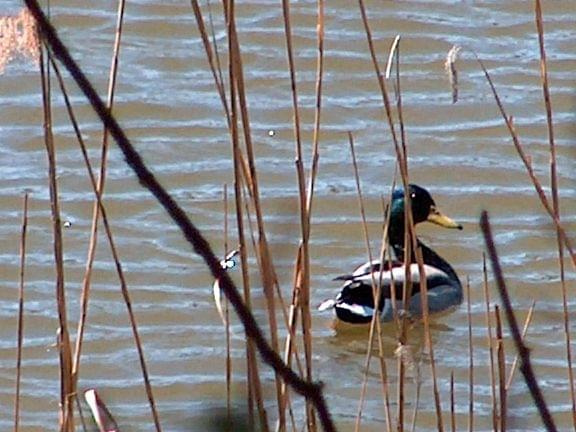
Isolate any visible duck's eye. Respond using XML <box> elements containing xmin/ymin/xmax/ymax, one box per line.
<box><xmin>410</xmin><ymin>192</ymin><xmax>416</xmax><ymax>199</ymax></box>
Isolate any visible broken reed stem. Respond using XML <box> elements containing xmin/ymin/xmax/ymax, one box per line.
<box><xmin>465</xmin><ymin>278</ymin><xmax>474</xmax><ymax>432</ymax></box>
<box><xmin>534</xmin><ymin>0</ymin><xmax>576</xmax><ymax>425</ymax></box>
<box><xmin>480</xmin><ymin>211</ymin><xmax>558</xmax><ymax>432</ymax></box>
<box><xmin>14</xmin><ymin>193</ymin><xmax>29</xmax><ymax>432</ymax></box>
<box><xmin>38</xmin><ymin>40</ymin><xmax>74</xmax><ymax>432</ymax></box>
<box><xmin>24</xmin><ymin>2</ymin><xmax>336</xmax><ymax>431</ymax></box>
<box><xmin>348</xmin><ymin>133</ymin><xmax>392</xmax><ymax>432</ymax></box>
<box><xmin>506</xmin><ymin>301</ymin><xmax>536</xmax><ymax>390</ymax></box>
<box><xmin>47</xmin><ymin>50</ymin><xmax>162</xmax><ymax>432</ymax></box>
<box><xmin>481</xmin><ymin>252</ymin><xmax>499</xmax><ymax>432</ymax></box>
<box><xmin>494</xmin><ymin>305</ymin><xmax>507</xmax><ymax>432</ymax></box>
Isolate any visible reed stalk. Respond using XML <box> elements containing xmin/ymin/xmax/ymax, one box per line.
<box><xmin>222</xmin><ymin>184</ymin><xmax>232</xmax><ymax>423</ymax></box>
<box><xmin>494</xmin><ymin>306</ymin><xmax>507</xmax><ymax>432</ymax></box>
<box><xmin>13</xmin><ymin>193</ymin><xmax>29</xmax><ymax>432</ymax></box>
<box><xmin>348</xmin><ymin>133</ymin><xmax>392</xmax><ymax>432</ymax></box>
<box><xmin>47</xmin><ymin>48</ymin><xmax>162</xmax><ymax>432</ymax></box>
<box><xmin>228</xmin><ymin>32</ymin><xmax>265</xmax><ymax>432</ymax></box>
<box><xmin>465</xmin><ymin>278</ymin><xmax>474</xmax><ymax>432</ymax></box>
<box><xmin>71</xmin><ymin>0</ymin><xmax>126</xmax><ymax>384</ymax></box>
<box><xmin>26</xmin><ymin>3</ymin><xmax>338</xmax><ymax>432</ymax></box>
<box><xmin>481</xmin><ymin>253</ymin><xmax>498</xmax><ymax>432</ymax></box>
<box><xmin>38</xmin><ymin>38</ymin><xmax>74</xmax><ymax>432</ymax></box>
<box><xmin>190</xmin><ymin>0</ymin><xmax>231</xmax><ymax>127</ymax></box>
<box><xmin>533</xmin><ymin>1</ymin><xmax>575</xmax><ymax>426</ymax></box>
<box><xmin>414</xmin><ymin>246</ymin><xmax>444</xmax><ymax>432</ymax></box>
<box><xmin>226</xmin><ymin>3</ymin><xmax>285</xmax><ymax>428</ymax></box>
<box><xmin>277</xmin><ymin>0</ymin><xmax>303</xmax><ymax>424</ymax></box>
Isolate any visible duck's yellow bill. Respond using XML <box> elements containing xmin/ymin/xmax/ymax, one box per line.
<box><xmin>427</xmin><ymin>206</ymin><xmax>463</xmax><ymax>230</ymax></box>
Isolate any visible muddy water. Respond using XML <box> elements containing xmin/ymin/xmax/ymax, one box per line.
<box><xmin>0</xmin><ymin>1</ymin><xmax>574</xmax><ymax>431</ymax></box>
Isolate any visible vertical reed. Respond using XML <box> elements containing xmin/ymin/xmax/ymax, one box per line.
<box><xmin>38</xmin><ymin>38</ymin><xmax>74</xmax><ymax>432</ymax></box>
<box><xmin>534</xmin><ymin>1</ymin><xmax>575</xmax><ymax>427</ymax></box>
<box><xmin>481</xmin><ymin>253</ymin><xmax>498</xmax><ymax>432</ymax></box>
<box><xmin>348</xmin><ymin>133</ymin><xmax>392</xmax><ymax>432</ymax></box>
<box><xmin>71</xmin><ymin>0</ymin><xmax>127</xmax><ymax>382</ymax></box>
<box><xmin>47</xmin><ymin>39</ymin><xmax>163</xmax><ymax>432</ymax></box>
<box><xmin>494</xmin><ymin>306</ymin><xmax>507</xmax><ymax>432</ymax></box>
<box><xmin>465</xmin><ymin>278</ymin><xmax>474</xmax><ymax>432</ymax></box>
<box><xmin>222</xmin><ymin>184</ymin><xmax>233</xmax><ymax>423</ymax></box>
<box><xmin>13</xmin><ymin>193</ymin><xmax>29</xmax><ymax>432</ymax></box>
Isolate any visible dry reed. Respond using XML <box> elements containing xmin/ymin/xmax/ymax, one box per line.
<box><xmin>13</xmin><ymin>193</ymin><xmax>29</xmax><ymax>432</ymax></box>
<box><xmin>7</xmin><ymin>0</ymin><xmax>573</xmax><ymax>431</ymax></box>
<box><xmin>38</xmin><ymin>36</ymin><xmax>75</xmax><ymax>432</ymax></box>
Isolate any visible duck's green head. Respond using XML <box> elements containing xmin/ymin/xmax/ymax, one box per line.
<box><xmin>390</xmin><ymin>184</ymin><xmax>462</xmax><ymax>230</ymax></box>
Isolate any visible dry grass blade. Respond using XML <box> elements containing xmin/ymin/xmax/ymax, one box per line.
<box><xmin>480</xmin><ymin>211</ymin><xmax>558</xmax><ymax>432</ymax></box>
<box><xmin>14</xmin><ymin>193</ymin><xmax>29</xmax><ymax>432</ymax></box>
<box><xmin>444</xmin><ymin>45</ymin><xmax>461</xmax><ymax>104</ymax></box>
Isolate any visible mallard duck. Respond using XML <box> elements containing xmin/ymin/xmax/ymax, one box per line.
<box><xmin>318</xmin><ymin>184</ymin><xmax>463</xmax><ymax>324</ymax></box>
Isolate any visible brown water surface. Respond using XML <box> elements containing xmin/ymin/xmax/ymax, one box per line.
<box><xmin>0</xmin><ymin>1</ymin><xmax>575</xmax><ymax>431</ymax></box>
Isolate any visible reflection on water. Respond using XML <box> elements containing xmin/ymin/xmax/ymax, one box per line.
<box><xmin>0</xmin><ymin>0</ymin><xmax>575</xmax><ymax>430</ymax></box>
